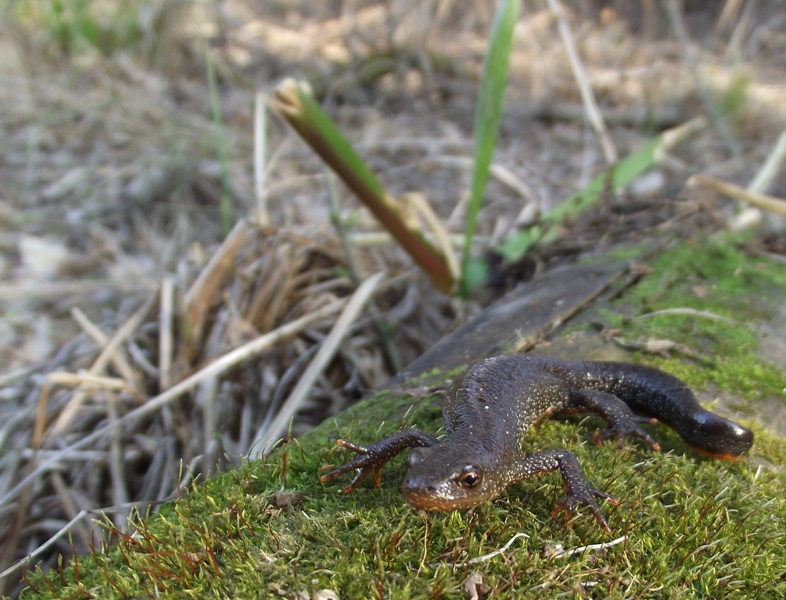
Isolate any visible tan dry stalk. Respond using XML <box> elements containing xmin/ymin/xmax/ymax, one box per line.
<box><xmin>49</xmin><ymin>472</ymin><xmax>92</xmax><ymax>545</ymax></box>
<box><xmin>716</xmin><ymin>0</ymin><xmax>745</xmax><ymax>33</ymax></box>
<box><xmin>689</xmin><ymin>175</ymin><xmax>786</xmax><ymax>217</ymax></box>
<box><xmin>46</xmin><ymin>372</ymin><xmax>144</xmax><ymax>401</ymax></box>
<box><xmin>748</xmin><ymin>129</ymin><xmax>786</xmax><ymax>194</ymax></box>
<box><xmin>0</xmin><ymin>296</ymin><xmax>351</xmax><ymax>509</ymax></box>
<box><xmin>52</xmin><ymin>293</ymin><xmax>157</xmax><ymax>434</ymax></box>
<box><xmin>107</xmin><ymin>396</ymin><xmax>129</xmax><ymax>512</ymax></box>
<box><xmin>250</xmin><ymin>271</ymin><xmax>386</xmax><ymax>457</ymax></box>
<box><xmin>0</xmin><ymin>279</ymin><xmax>156</xmax><ymax>301</ymax></box>
<box><xmin>245</xmin><ymin>241</ymin><xmax>306</xmax><ymax>333</ymax></box>
<box><xmin>254</xmin><ymin>91</ymin><xmax>270</xmax><ymax>226</ymax></box>
<box><xmin>546</xmin><ymin>0</ymin><xmax>617</xmax><ymax>164</ymax></box>
<box><xmin>70</xmin><ymin>307</ymin><xmax>142</xmax><ymax>390</ymax></box>
<box><xmin>184</xmin><ymin>219</ymin><xmax>251</xmax><ymax>341</ymax></box>
<box><xmin>159</xmin><ymin>276</ymin><xmax>175</xmax><ymax>391</ymax></box>
<box><xmin>401</xmin><ymin>193</ymin><xmax>460</xmax><ymax>284</ymax></box>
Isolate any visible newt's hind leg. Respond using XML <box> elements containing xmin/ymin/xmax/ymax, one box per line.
<box><xmin>321</xmin><ymin>428</ymin><xmax>439</xmax><ymax>493</ymax></box>
<box><xmin>569</xmin><ymin>389</ymin><xmax>661</xmax><ymax>451</ymax></box>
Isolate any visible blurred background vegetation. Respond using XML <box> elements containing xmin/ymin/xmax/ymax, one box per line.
<box><xmin>1</xmin><ymin>0</ymin><xmax>786</xmax><ymax>596</ymax></box>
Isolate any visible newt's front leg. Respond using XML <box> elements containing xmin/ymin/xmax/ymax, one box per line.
<box><xmin>321</xmin><ymin>428</ymin><xmax>439</xmax><ymax>493</ymax></box>
<box><xmin>514</xmin><ymin>449</ymin><xmax>619</xmax><ymax>534</ymax></box>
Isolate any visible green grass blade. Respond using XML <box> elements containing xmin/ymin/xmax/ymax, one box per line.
<box><xmin>205</xmin><ymin>48</ymin><xmax>234</xmax><ymax>236</ymax></box>
<box><xmin>460</xmin><ymin>0</ymin><xmax>521</xmax><ymax>294</ymax></box>
<box><xmin>499</xmin><ymin>117</ymin><xmax>706</xmax><ymax>262</ymax></box>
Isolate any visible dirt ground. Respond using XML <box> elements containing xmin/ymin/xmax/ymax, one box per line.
<box><xmin>1</xmin><ymin>0</ymin><xmax>785</xmax><ymax>595</ymax></box>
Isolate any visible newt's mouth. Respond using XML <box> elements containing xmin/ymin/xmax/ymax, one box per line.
<box><xmin>402</xmin><ymin>479</ymin><xmax>490</xmax><ymax>512</ymax></box>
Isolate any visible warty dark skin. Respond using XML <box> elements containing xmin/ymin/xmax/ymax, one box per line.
<box><xmin>321</xmin><ymin>355</ymin><xmax>754</xmax><ymax>532</ymax></box>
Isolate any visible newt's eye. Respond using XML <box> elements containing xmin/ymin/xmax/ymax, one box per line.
<box><xmin>459</xmin><ymin>466</ymin><xmax>483</xmax><ymax>489</ymax></box>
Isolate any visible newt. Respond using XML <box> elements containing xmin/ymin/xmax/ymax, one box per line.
<box><xmin>321</xmin><ymin>355</ymin><xmax>753</xmax><ymax>532</ymax></box>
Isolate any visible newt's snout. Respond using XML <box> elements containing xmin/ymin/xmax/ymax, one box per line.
<box><xmin>403</xmin><ymin>474</ymin><xmax>470</xmax><ymax>511</ymax></box>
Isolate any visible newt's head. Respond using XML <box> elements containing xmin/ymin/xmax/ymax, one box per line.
<box><xmin>401</xmin><ymin>439</ymin><xmax>506</xmax><ymax>511</ymax></box>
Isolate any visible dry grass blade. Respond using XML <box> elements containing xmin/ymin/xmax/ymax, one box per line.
<box><xmin>251</xmin><ymin>271</ymin><xmax>386</xmax><ymax>457</ymax></box>
<box><xmin>0</xmin><ymin>279</ymin><xmax>156</xmax><ymax>301</ymax></box>
<box><xmin>254</xmin><ymin>91</ymin><xmax>270</xmax><ymax>226</ymax></box>
<box><xmin>107</xmin><ymin>397</ymin><xmax>129</xmax><ymax>516</ymax></box>
<box><xmin>747</xmin><ymin>129</ymin><xmax>786</xmax><ymax>194</ymax></box>
<box><xmin>51</xmin><ymin>294</ymin><xmax>157</xmax><ymax>434</ymax></box>
<box><xmin>715</xmin><ymin>0</ymin><xmax>745</xmax><ymax>33</ymax></box>
<box><xmin>420</xmin><ymin>156</ymin><xmax>539</xmax><ymax>206</ymax></box>
<box><xmin>689</xmin><ymin>174</ymin><xmax>786</xmax><ymax>217</ymax></box>
<box><xmin>70</xmin><ymin>307</ymin><xmax>142</xmax><ymax>390</ymax></box>
<box><xmin>546</xmin><ymin>0</ymin><xmax>617</xmax><ymax>164</ymax></box>
<box><xmin>184</xmin><ymin>219</ymin><xmax>251</xmax><ymax>342</ymax></box>
<box><xmin>0</xmin><ymin>510</ymin><xmax>89</xmax><ymax>582</ymax></box>
<box><xmin>46</xmin><ymin>372</ymin><xmax>144</xmax><ymax>399</ymax></box>
<box><xmin>0</xmin><ymin>296</ymin><xmax>350</xmax><ymax>509</ymax></box>
<box><xmin>159</xmin><ymin>276</ymin><xmax>175</xmax><ymax>391</ymax></box>
<box><xmin>730</xmin><ymin>129</ymin><xmax>786</xmax><ymax>230</ymax></box>
<box><xmin>401</xmin><ymin>193</ymin><xmax>460</xmax><ymax>284</ymax></box>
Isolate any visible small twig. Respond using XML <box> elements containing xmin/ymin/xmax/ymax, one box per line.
<box><xmin>433</xmin><ymin>532</ymin><xmax>529</xmax><ymax>567</ymax></box>
<box><xmin>611</xmin><ymin>336</ymin><xmax>712</xmax><ymax>365</ymax></box>
<box><xmin>251</xmin><ymin>271</ymin><xmax>386</xmax><ymax>457</ymax></box>
<box><xmin>546</xmin><ymin>0</ymin><xmax>617</xmax><ymax>164</ymax></box>
<box><xmin>547</xmin><ymin>535</ymin><xmax>627</xmax><ymax>559</ymax></box>
<box><xmin>634</xmin><ymin>308</ymin><xmax>735</xmax><ymax>322</ymax></box>
<box><xmin>656</xmin><ymin>116</ymin><xmax>708</xmax><ymax>162</ymax></box>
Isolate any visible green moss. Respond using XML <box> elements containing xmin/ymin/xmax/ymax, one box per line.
<box><xmin>599</xmin><ymin>236</ymin><xmax>786</xmax><ymax>402</ymax></box>
<box><xmin>24</xmin><ymin>406</ymin><xmax>786</xmax><ymax>599</ymax></box>
<box><xmin>21</xmin><ymin>237</ymin><xmax>786</xmax><ymax>599</ymax></box>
